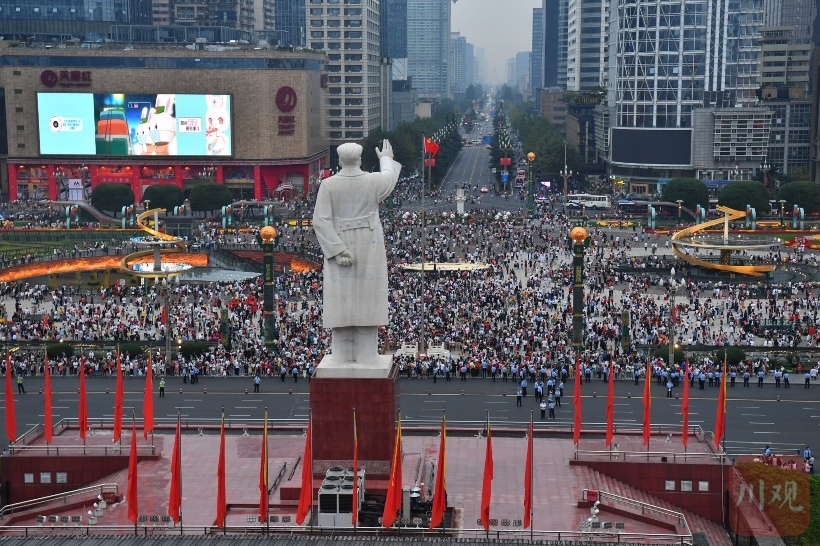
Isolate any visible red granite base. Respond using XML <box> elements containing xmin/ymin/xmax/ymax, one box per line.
<box><xmin>309</xmin><ymin>366</ymin><xmax>397</xmax><ymax>473</ymax></box>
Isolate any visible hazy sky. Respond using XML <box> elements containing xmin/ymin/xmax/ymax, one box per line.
<box><xmin>452</xmin><ymin>0</ymin><xmax>542</xmax><ymax>85</ymax></box>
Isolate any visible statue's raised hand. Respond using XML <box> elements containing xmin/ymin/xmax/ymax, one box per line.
<box><xmin>375</xmin><ymin>139</ymin><xmax>394</xmax><ymax>160</ymax></box>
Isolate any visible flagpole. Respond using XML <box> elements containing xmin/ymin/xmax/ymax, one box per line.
<box><xmin>420</xmin><ymin>134</ymin><xmax>427</xmax><ymax>358</ymax></box>
<box><xmin>309</xmin><ymin>408</ymin><xmax>314</xmax><ymax>535</ymax></box>
<box><xmin>131</xmin><ymin>411</ymin><xmax>137</xmax><ymax>536</ymax></box>
<box><xmin>176</xmin><ymin>409</ymin><xmax>183</xmax><ymax>535</ymax></box>
<box><xmin>485</xmin><ymin>410</ymin><xmax>490</xmax><ymax>539</ymax></box>
<box><xmin>264</xmin><ymin>407</ymin><xmax>269</xmax><ymax>535</ymax></box>
<box><xmin>529</xmin><ymin>409</ymin><xmax>534</xmax><ymax>541</ymax></box>
<box><xmin>352</xmin><ymin>406</ymin><xmax>357</xmax><ymax>533</ymax></box>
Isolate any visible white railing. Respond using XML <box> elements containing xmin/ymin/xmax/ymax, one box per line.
<box><xmin>582</xmin><ymin>488</ymin><xmax>693</xmax><ymax>542</ymax></box>
<box><xmin>0</xmin><ymin>483</ymin><xmax>119</xmax><ymax>519</ymax></box>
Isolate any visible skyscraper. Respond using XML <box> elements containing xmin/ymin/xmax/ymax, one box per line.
<box><xmin>276</xmin><ymin>0</ymin><xmax>305</xmax><ymax>46</ymax></box>
<box><xmin>407</xmin><ymin>0</ymin><xmax>451</xmax><ymax>99</ymax></box>
<box><xmin>475</xmin><ymin>47</ymin><xmax>487</xmax><ymax>84</ymax></box>
<box><xmin>381</xmin><ymin>0</ymin><xmax>408</xmax><ymax>59</ymax></box>
<box><xmin>557</xmin><ymin>0</ymin><xmax>569</xmax><ymax>88</ymax></box>
<box><xmin>450</xmin><ymin>32</ymin><xmax>468</xmax><ymax>94</ymax></box>
<box><xmin>763</xmin><ymin>0</ymin><xmax>817</xmax><ymax>44</ymax></box>
<box><xmin>566</xmin><ymin>0</ymin><xmax>608</xmax><ymax>91</ymax></box>
<box><xmin>542</xmin><ymin>0</ymin><xmax>560</xmax><ymax>87</ymax></box>
<box><xmin>531</xmin><ymin>7</ymin><xmax>544</xmax><ymax>94</ymax></box>
<box><xmin>465</xmin><ymin>42</ymin><xmax>475</xmax><ymax>87</ymax></box>
<box><xmin>307</xmin><ymin>0</ymin><xmax>381</xmax><ymax>145</ymax></box>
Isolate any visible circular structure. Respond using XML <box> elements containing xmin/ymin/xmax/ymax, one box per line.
<box><xmin>671</xmin><ymin>205</ymin><xmax>780</xmax><ymax>277</ymax></box>
<box><xmin>570</xmin><ymin>226</ymin><xmax>588</xmax><ymax>243</ymax></box>
<box><xmin>260</xmin><ymin>225</ymin><xmax>278</xmax><ymax>243</ymax></box>
<box><xmin>119</xmin><ymin>208</ymin><xmax>200</xmax><ymax>279</ymax></box>
<box><xmin>526</xmin><ymin>152</ymin><xmax>536</xmax><ymax>161</ymax></box>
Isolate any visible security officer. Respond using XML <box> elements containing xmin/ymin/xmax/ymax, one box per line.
<box><xmin>548</xmin><ymin>398</ymin><xmax>556</xmax><ymax>419</ymax></box>
<box><xmin>16</xmin><ymin>374</ymin><xmax>24</xmax><ymax>394</ymax></box>
<box><xmin>159</xmin><ymin>377</ymin><xmax>165</xmax><ymax>397</ymax></box>
<box><xmin>743</xmin><ymin>370</ymin><xmax>751</xmax><ymax>387</ymax></box>
<box><xmin>539</xmin><ymin>400</ymin><xmax>547</xmax><ymax>420</ymax></box>
<box><xmin>784</xmin><ymin>371</ymin><xmax>790</xmax><ymax>388</ymax></box>
<box><xmin>730</xmin><ymin>369</ymin><xmax>737</xmax><ymax>387</ymax></box>
<box><xmin>806</xmin><ymin>371</ymin><xmax>812</xmax><ymax>388</ymax></box>
<box><xmin>253</xmin><ymin>375</ymin><xmax>261</xmax><ymax>393</ymax></box>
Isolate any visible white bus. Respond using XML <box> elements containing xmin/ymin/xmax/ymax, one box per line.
<box><xmin>566</xmin><ymin>193</ymin><xmax>611</xmax><ymax>210</ymax></box>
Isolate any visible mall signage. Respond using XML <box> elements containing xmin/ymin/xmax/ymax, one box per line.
<box><xmin>41</xmin><ymin>70</ymin><xmax>92</xmax><ymax>88</ymax></box>
<box><xmin>276</xmin><ymin>86</ymin><xmax>297</xmax><ymax>136</ymax></box>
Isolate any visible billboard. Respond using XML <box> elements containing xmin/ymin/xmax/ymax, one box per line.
<box><xmin>610</xmin><ymin>128</ymin><xmax>691</xmax><ymax>166</ymax></box>
<box><xmin>37</xmin><ymin>93</ymin><xmax>232</xmax><ymax>156</ymax></box>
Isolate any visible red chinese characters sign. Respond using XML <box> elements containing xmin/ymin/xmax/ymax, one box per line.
<box><xmin>41</xmin><ymin>70</ymin><xmax>92</xmax><ymax>88</ymax></box>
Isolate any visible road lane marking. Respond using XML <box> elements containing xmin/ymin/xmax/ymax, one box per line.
<box><xmin>749</xmin><ymin>422</ymin><xmax>775</xmax><ymax>425</ymax></box>
<box><xmin>738</xmin><ymin>406</ymin><xmax>759</xmax><ymax>409</ymax></box>
<box><xmin>230</xmin><ymin>414</ymin><xmax>251</xmax><ymax>417</ymax></box>
<box><xmin>753</xmin><ymin>432</ymin><xmax>780</xmax><ymax>434</ymax></box>
<box><xmin>741</xmin><ymin>414</ymin><xmax>765</xmax><ymax>416</ymax></box>
<box><xmin>234</xmin><ymin>406</ymin><xmax>258</xmax><ymax>409</ymax></box>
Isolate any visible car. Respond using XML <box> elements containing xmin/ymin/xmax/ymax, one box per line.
<box><xmin>485</xmin><ymin>145</ymin><xmax>492</xmax><ymax>149</ymax></box>
<box><xmin>480</xmin><ymin>186</ymin><xmax>489</xmax><ymax>193</ymax></box>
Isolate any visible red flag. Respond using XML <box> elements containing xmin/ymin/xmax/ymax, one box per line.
<box><xmin>78</xmin><ymin>357</ymin><xmax>87</xmax><ymax>442</ymax></box>
<box><xmin>428</xmin><ymin>415</ymin><xmax>447</xmax><ymax>529</ymax></box>
<box><xmin>127</xmin><ymin>417</ymin><xmax>139</xmax><ymax>524</ymax></box>
<box><xmin>295</xmin><ymin>415</ymin><xmax>313</xmax><ymax>525</ymax></box>
<box><xmin>714</xmin><ymin>354</ymin><xmax>728</xmax><ymax>447</ymax></box>
<box><xmin>480</xmin><ymin>420</ymin><xmax>493</xmax><ymax>531</ymax></box>
<box><xmin>143</xmin><ymin>353</ymin><xmax>154</xmax><ymax>440</ymax></box>
<box><xmin>259</xmin><ymin>409</ymin><xmax>268</xmax><ymax>523</ymax></box>
<box><xmin>424</xmin><ymin>137</ymin><xmax>440</xmax><ymax>157</ymax></box>
<box><xmin>523</xmin><ymin>414</ymin><xmax>533</xmax><ymax>529</ymax></box>
<box><xmin>642</xmin><ymin>361</ymin><xmax>652</xmax><ymax>446</ymax></box>
<box><xmin>5</xmin><ymin>353</ymin><xmax>16</xmax><ymax>443</ymax></box>
<box><xmin>44</xmin><ymin>352</ymin><xmax>53</xmax><ymax>444</ymax></box>
<box><xmin>382</xmin><ymin>416</ymin><xmax>403</xmax><ymax>527</ymax></box>
<box><xmin>114</xmin><ymin>350</ymin><xmax>124</xmax><ymax>443</ymax></box>
<box><xmin>169</xmin><ymin>413</ymin><xmax>182</xmax><ymax>524</ymax></box>
<box><xmin>161</xmin><ymin>306</ymin><xmax>167</xmax><ymax>325</ymax></box>
<box><xmin>352</xmin><ymin>409</ymin><xmax>359</xmax><ymax>526</ymax></box>
<box><xmin>573</xmin><ymin>353</ymin><xmax>582</xmax><ymax>445</ymax></box>
<box><xmin>682</xmin><ymin>359</ymin><xmax>690</xmax><ymax>447</ymax></box>
<box><xmin>606</xmin><ymin>358</ymin><xmax>615</xmax><ymax>448</ymax></box>
<box><xmin>216</xmin><ymin>411</ymin><xmax>227</xmax><ymax>527</ymax></box>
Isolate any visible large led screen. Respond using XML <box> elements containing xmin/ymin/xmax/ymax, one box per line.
<box><xmin>37</xmin><ymin>93</ymin><xmax>232</xmax><ymax>156</ymax></box>
<box><xmin>610</xmin><ymin>128</ymin><xmax>692</xmax><ymax>166</ymax></box>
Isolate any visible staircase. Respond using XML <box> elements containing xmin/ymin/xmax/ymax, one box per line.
<box><xmin>573</xmin><ymin>465</ymin><xmax>731</xmax><ymax>546</ymax></box>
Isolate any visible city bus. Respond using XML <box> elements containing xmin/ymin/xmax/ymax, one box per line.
<box><xmin>566</xmin><ymin>194</ymin><xmax>611</xmax><ymax>210</ymax></box>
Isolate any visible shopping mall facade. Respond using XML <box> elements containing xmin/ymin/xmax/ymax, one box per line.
<box><xmin>0</xmin><ymin>41</ymin><xmax>329</xmax><ymax>202</ymax></box>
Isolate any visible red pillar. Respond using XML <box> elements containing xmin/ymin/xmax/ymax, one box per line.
<box><xmin>174</xmin><ymin>166</ymin><xmax>184</xmax><ymax>189</ymax></box>
<box><xmin>132</xmin><ymin>169</ymin><xmax>142</xmax><ymax>202</ymax></box>
<box><xmin>303</xmin><ymin>165</ymin><xmax>310</xmax><ymax>196</ymax></box>
<box><xmin>8</xmin><ymin>164</ymin><xmax>18</xmax><ymax>201</ymax></box>
<box><xmin>47</xmin><ymin>165</ymin><xmax>58</xmax><ymax>201</ymax></box>
<box><xmin>216</xmin><ymin>165</ymin><xmax>224</xmax><ymax>184</ymax></box>
<box><xmin>89</xmin><ymin>165</ymin><xmax>99</xmax><ymax>191</ymax></box>
<box><xmin>253</xmin><ymin>165</ymin><xmax>262</xmax><ymax>201</ymax></box>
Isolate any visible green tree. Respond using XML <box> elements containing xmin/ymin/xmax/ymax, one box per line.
<box><xmin>777</xmin><ymin>181</ymin><xmax>820</xmax><ymax>214</ymax></box>
<box><xmin>715</xmin><ymin>347</ymin><xmax>746</xmax><ymax>366</ymax></box>
<box><xmin>142</xmin><ymin>184</ymin><xmax>184</xmax><ymax>212</ymax></box>
<box><xmin>90</xmin><ymin>183</ymin><xmax>135</xmax><ymax>212</ymax></box>
<box><xmin>46</xmin><ymin>343</ymin><xmax>74</xmax><ymax>358</ymax></box>
<box><xmin>653</xmin><ymin>346</ymin><xmax>686</xmax><ymax>365</ymax></box>
<box><xmin>189</xmin><ymin>183</ymin><xmax>233</xmax><ymax>214</ymax></box>
<box><xmin>661</xmin><ymin>178</ymin><xmax>710</xmax><ymax>216</ymax></box>
<box><xmin>718</xmin><ymin>181</ymin><xmax>770</xmax><ymax>213</ymax></box>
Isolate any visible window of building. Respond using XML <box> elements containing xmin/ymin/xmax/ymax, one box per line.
<box><xmin>327</xmin><ymin>19</ymin><xmax>341</xmax><ymax>27</ymax></box>
<box><xmin>310</xmin><ymin>20</ymin><xmax>323</xmax><ymax>27</ymax></box>
<box><xmin>344</xmin><ymin>19</ymin><xmax>362</xmax><ymax>27</ymax></box>
<box><xmin>40</xmin><ymin>473</ymin><xmax>52</xmax><ymax>484</ymax></box>
<box><xmin>664</xmin><ymin>481</ymin><xmax>675</xmax><ymax>491</ymax></box>
<box><xmin>345</xmin><ymin>131</ymin><xmax>363</xmax><ymax>139</ymax></box>
<box><xmin>327</xmin><ymin>8</ymin><xmax>340</xmax><ymax>14</ymax></box>
<box><xmin>327</xmin><ymin>42</ymin><xmax>341</xmax><ymax>50</ymax></box>
<box><xmin>330</xmin><ymin>131</ymin><xmax>343</xmax><ymax>139</ymax></box>
<box><xmin>310</xmin><ymin>43</ymin><xmax>324</xmax><ymax>50</ymax></box>
<box><xmin>698</xmin><ymin>481</ymin><xmax>709</xmax><ymax>492</ymax></box>
<box><xmin>680</xmin><ymin>481</ymin><xmax>692</xmax><ymax>492</ymax></box>
<box><xmin>344</xmin><ymin>31</ymin><xmax>362</xmax><ymax>38</ymax></box>
<box><xmin>328</xmin><ymin>31</ymin><xmax>341</xmax><ymax>38</ymax></box>
<box><xmin>310</xmin><ymin>31</ymin><xmax>324</xmax><ymax>38</ymax></box>
<box><xmin>309</xmin><ymin>8</ymin><xmax>323</xmax><ymax>15</ymax></box>
<box><xmin>56</xmin><ymin>472</ymin><xmax>68</xmax><ymax>484</ymax></box>
<box><xmin>24</xmin><ymin>473</ymin><xmax>34</xmax><ymax>483</ymax></box>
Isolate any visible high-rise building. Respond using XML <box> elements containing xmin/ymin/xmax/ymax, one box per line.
<box><xmin>759</xmin><ymin>27</ymin><xmax>812</xmax><ymax>176</ymax></box>
<box><xmin>531</xmin><ymin>7</ymin><xmax>544</xmax><ymax>95</ymax></box>
<box><xmin>566</xmin><ymin>0</ymin><xmax>608</xmax><ymax>91</ymax></box>
<box><xmin>542</xmin><ymin>0</ymin><xmax>560</xmax><ymax>87</ymax></box>
<box><xmin>763</xmin><ymin>0</ymin><xmax>817</xmax><ymax>44</ymax></box>
<box><xmin>407</xmin><ymin>0</ymin><xmax>451</xmax><ymax>99</ymax></box>
<box><xmin>307</xmin><ymin>0</ymin><xmax>381</xmax><ymax>147</ymax></box>
<box><xmin>0</xmin><ymin>0</ymin><xmax>153</xmax><ymax>39</ymax></box>
<box><xmin>381</xmin><ymin>0</ymin><xmax>408</xmax><ymax>59</ymax></box>
<box><xmin>277</xmin><ymin>0</ymin><xmax>306</xmax><ymax>46</ymax></box>
<box><xmin>465</xmin><ymin>42</ymin><xmax>475</xmax><ymax>87</ymax></box>
<box><xmin>605</xmin><ymin>0</ymin><xmax>772</xmax><ymax>192</ymax></box>
<box><xmin>516</xmin><ymin>52</ymin><xmax>530</xmax><ymax>82</ymax></box>
<box><xmin>475</xmin><ymin>47</ymin><xmax>487</xmax><ymax>84</ymax></box>
<box><xmin>557</xmin><ymin>0</ymin><xmax>569</xmax><ymax>88</ymax></box>
<box><xmin>450</xmin><ymin>32</ymin><xmax>468</xmax><ymax>95</ymax></box>
<box><xmin>507</xmin><ymin>58</ymin><xmax>517</xmax><ymax>87</ymax></box>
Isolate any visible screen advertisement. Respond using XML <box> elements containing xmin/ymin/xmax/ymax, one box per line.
<box><xmin>37</xmin><ymin>93</ymin><xmax>232</xmax><ymax>156</ymax></box>
<box><xmin>610</xmin><ymin>128</ymin><xmax>691</xmax><ymax>166</ymax></box>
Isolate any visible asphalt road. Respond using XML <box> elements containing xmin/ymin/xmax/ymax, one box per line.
<box><xmin>3</xmin><ymin>374</ymin><xmax>816</xmax><ymax>456</ymax></box>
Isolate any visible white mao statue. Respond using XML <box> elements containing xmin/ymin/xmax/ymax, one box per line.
<box><xmin>313</xmin><ymin>140</ymin><xmax>401</xmax><ymax>374</ymax></box>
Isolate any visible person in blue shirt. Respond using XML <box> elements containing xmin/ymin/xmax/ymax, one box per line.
<box><xmin>730</xmin><ymin>369</ymin><xmax>737</xmax><ymax>387</ymax></box>
<box><xmin>758</xmin><ymin>370</ymin><xmax>765</xmax><ymax>387</ymax></box>
<box><xmin>743</xmin><ymin>371</ymin><xmax>750</xmax><ymax>387</ymax></box>
<box><xmin>698</xmin><ymin>372</ymin><xmax>706</xmax><ymax>390</ymax></box>
<box><xmin>783</xmin><ymin>371</ymin><xmax>790</xmax><ymax>388</ymax></box>
<box><xmin>804</xmin><ymin>447</ymin><xmax>812</xmax><ymax>461</ymax></box>
<box><xmin>764</xmin><ymin>445</ymin><xmax>772</xmax><ymax>458</ymax></box>
<box><xmin>805</xmin><ymin>371</ymin><xmax>811</xmax><ymax>388</ymax></box>
<box><xmin>774</xmin><ymin>369</ymin><xmax>782</xmax><ymax>387</ymax></box>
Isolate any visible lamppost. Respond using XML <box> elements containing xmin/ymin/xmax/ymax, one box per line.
<box><xmin>760</xmin><ymin>161</ymin><xmax>770</xmax><ymax>188</ymax></box>
<box><xmin>560</xmin><ymin>164</ymin><xmax>571</xmax><ymax>216</ymax></box>
<box><xmin>730</xmin><ymin>166</ymin><xmax>742</xmax><ymax>181</ymax></box>
<box><xmin>779</xmin><ymin>199</ymin><xmax>786</xmax><ymax>227</ymax></box>
<box><xmin>257</xmin><ymin>225</ymin><xmax>279</xmax><ymax>350</ymax></box>
<box><xmin>569</xmin><ymin>226</ymin><xmax>590</xmax><ymax>351</ymax></box>
<box><xmin>676</xmin><ymin>199</ymin><xmax>683</xmax><ymax>219</ymax></box>
<box><xmin>526</xmin><ymin>152</ymin><xmax>536</xmax><ymax>213</ymax></box>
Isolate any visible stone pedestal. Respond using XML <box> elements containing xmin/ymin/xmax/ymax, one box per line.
<box><xmin>310</xmin><ymin>355</ymin><xmax>396</xmax><ymax>476</ymax></box>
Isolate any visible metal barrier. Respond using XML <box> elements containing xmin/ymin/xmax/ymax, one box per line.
<box><xmin>0</xmin><ymin>523</ymin><xmax>695</xmax><ymax>543</ymax></box>
<box><xmin>0</xmin><ymin>483</ymin><xmax>119</xmax><ymax>519</ymax></box>
<box><xmin>574</xmin><ymin>449</ymin><xmax>726</xmax><ymax>463</ymax></box>
<box><xmin>582</xmin><ymin>488</ymin><xmax>692</xmax><ymax>539</ymax></box>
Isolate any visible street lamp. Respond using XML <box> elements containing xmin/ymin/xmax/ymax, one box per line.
<box><xmin>730</xmin><ymin>166</ymin><xmax>741</xmax><ymax>181</ymax></box>
<box><xmin>526</xmin><ymin>152</ymin><xmax>536</xmax><ymax>213</ymax></box>
<box><xmin>668</xmin><ymin>267</ymin><xmax>680</xmax><ymax>369</ymax></box>
<box><xmin>779</xmin><ymin>199</ymin><xmax>786</xmax><ymax>227</ymax></box>
<box><xmin>560</xmin><ymin>164</ymin><xmax>571</xmax><ymax>216</ymax></box>
<box><xmin>760</xmin><ymin>161</ymin><xmax>770</xmax><ymax>187</ymax></box>
<box><xmin>676</xmin><ymin>199</ymin><xmax>683</xmax><ymax>219</ymax></box>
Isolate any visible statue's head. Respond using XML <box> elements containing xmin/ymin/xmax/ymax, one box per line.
<box><xmin>337</xmin><ymin>143</ymin><xmax>363</xmax><ymax>170</ymax></box>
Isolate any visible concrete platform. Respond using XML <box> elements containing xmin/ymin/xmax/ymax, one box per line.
<box><xmin>313</xmin><ymin>354</ymin><xmax>393</xmax><ymax>379</ymax></box>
